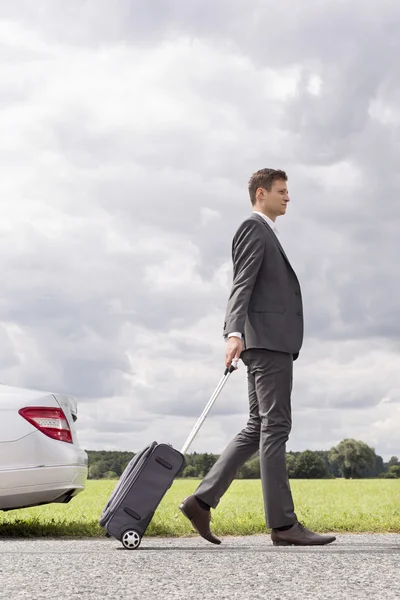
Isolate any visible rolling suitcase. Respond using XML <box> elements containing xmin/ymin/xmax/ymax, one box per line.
<box><xmin>99</xmin><ymin>362</ymin><xmax>238</xmax><ymax>549</ymax></box>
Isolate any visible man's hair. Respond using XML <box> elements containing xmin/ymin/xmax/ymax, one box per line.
<box><xmin>248</xmin><ymin>168</ymin><xmax>288</xmax><ymax>205</ymax></box>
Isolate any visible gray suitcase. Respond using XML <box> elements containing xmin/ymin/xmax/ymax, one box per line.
<box><xmin>99</xmin><ymin>363</ymin><xmax>237</xmax><ymax>549</ymax></box>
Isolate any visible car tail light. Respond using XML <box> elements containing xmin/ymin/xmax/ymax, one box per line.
<box><xmin>18</xmin><ymin>406</ymin><xmax>73</xmax><ymax>443</ymax></box>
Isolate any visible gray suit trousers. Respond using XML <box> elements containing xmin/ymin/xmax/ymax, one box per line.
<box><xmin>194</xmin><ymin>349</ymin><xmax>297</xmax><ymax>529</ymax></box>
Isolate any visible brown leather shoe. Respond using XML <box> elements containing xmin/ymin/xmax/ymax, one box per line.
<box><xmin>179</xmin><ymin>495</ymin><xmax>221</xmax><ymax>545</ymax></box>
<box><xmin>271</xmin><ymin>522</ymin><xmax>336</xmax><ymax>546</ymax></box>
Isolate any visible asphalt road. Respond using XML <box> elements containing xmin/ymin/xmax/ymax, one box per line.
<box><xmin>1</xmin><ymin>534</ymin><xmax>400</xmax><ymax>600</ymax></box>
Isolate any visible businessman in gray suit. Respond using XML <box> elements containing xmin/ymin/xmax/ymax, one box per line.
<box><xmin>180</xmin><ymin>168</ymin><xmax>336</xmax><ymax>546</ymax></box>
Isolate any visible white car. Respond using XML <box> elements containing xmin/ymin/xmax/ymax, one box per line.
<box><xmin>0</xmin><ymin>383</ymin><xmax>88</xmax><ymax>511</ymax></box>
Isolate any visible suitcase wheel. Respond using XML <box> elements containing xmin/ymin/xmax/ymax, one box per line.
<box><xmin>121</xmin><ymin>529</ymin><xmax>142</xmax><ymax>550</ymax></box>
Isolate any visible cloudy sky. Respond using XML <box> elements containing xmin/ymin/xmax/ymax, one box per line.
<box><xmin>1</xmin><ymin>0</ymin><xmax>400</xmax><ymax>461</ymax></box>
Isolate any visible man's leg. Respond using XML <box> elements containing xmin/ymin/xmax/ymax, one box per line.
<box><xmin>248</xmin><ymin>349</ymin><xmax>296</xmax><ymax>528</ymax></box>
<box><xmin>250</xmin><ymin>349</ymin><xmax>336</xmax><ymax>546</ymax></box>
<box><xmin>179</xmin><ymin>364</ymin><xmax>261</xmax><ymax>543</ymax></box>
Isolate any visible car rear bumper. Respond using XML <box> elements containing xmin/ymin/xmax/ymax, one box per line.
<box><xmin>0</xmin><ymin>465</ymin><xmax>88</xmax><ymax>510</ymax></box>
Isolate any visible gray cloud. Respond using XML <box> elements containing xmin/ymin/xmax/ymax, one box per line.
<box><xmin>0</xmin><ymin>0</ymin><xmax>399</xmax><ymax>459</ymax></box>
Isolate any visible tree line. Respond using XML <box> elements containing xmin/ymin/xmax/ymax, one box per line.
<box><xmin>86</xmin><ymin>438</ymin><xmax>400</xmax><ymax>480</ymax></box>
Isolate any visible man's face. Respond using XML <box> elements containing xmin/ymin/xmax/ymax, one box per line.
<box><xmin>258</xmin><ymin>179</ymin><xmax>290</xmax><ymax>218</ymax></box>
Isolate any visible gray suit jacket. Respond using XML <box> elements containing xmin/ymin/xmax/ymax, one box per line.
<box><xmin>223</xmin><ymin>213</ymin><xmax>304</xmax><ymax>360</ymax></box>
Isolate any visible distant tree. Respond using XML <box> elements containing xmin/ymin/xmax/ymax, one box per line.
<box><xmin>85</xmin><ymin>441</ymin><xmax>387</xmax><ymax>480</ymax></box>
<box><xmin>108</xmin><ymin>459</ymin><xmax>123</xmax><ymax>477</ymax></box>
<box><xmin>384</xmin><ymin>456</ymin><xmax>400</xmax><ymax>472</ymax></box>
<box><xmin>93</xmin><ymin>459</ymin><xmax>109</xmax><ymax>478</ymax></box>
<box><xmin>388</xmin><ymin>465</ymin><xmax>400</xmax><ymax>478</ymax></box>
<box><xmin>314</xmin><ymin>451</ymin><xmax>333</xmax><ymax>475</ymax></box>
<box><xmin>103</xmin><ymin>471</ymin><xmax>118</xmax><ymax>479</ymax></box>
<box><xmin>201</xmin><ymin>453</ymin><xmax>219</xmax><ymax>477</ymax></box>
<box><xmin>292</xmin><ymin>450</ymin><xmax>330</xmax><ymax>479</ymax></box>
<box><xmin>238</xmin><ymin>455</ymin><xmax>260</xmax><ymax>479</ymax></box>
<box><xmin>327</xmin><ymin>452</ymin><xmax>341</xmax><ymax>478</ymax></box>
<box><xmin>286</xmin><ymin>453</ymin><xmax>298</xmax><ymax>478</ymax></box>
<box><xmin>86</xmin><ymin>451</ymin><xmax>135</xmax><ymax>479</ymax></box>
<box><xmin>379</xmin><ymin>465</ymin><xmax>400</xmax><ymax>479</ymax></box>
<box><xmin>371</xmin><ymin>454</ymin><xmax>385</xmax><ymax>477</ymax></box>
<box><xmin>182</xmin><ymin>465</ymin><xmax>197</xmax><ymax>478</ymax></box>
<box><xmin>88</xmin><ymin>464</ymin><xmax>102</xmax><ymax>479</ymax></box>
<box><xmin>329</xmin><ymin>439</ymin><xmax>376</xmax><ymax>479</ymax></box>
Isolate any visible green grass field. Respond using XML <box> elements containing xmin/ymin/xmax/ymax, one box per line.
<box><xmin>1</xmin><ymin>479</ymin><xmax>400</xmax><ymax>538</ymax></box>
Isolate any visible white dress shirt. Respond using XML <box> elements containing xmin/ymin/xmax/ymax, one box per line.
<box><xmin>227</xmin><ymin>211</ymin><xmax>279</xmax><ymax>341</ymax></box>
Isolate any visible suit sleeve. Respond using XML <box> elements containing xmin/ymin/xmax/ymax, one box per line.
<box><xmin>223</xmin><ymin>220</ymin><xmax>265</xmax><ymax>336</ymax></box>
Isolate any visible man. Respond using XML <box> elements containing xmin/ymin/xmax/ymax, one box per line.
<box><xmin>179</xmin><ymin>168</ymin><xmax>336</xmax><ymax>547</ymax></box>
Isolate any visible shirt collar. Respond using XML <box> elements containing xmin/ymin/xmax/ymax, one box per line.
<box><xmin>252</xmin><ymin>211</ymin><xmax>279</xmax><ymax>235</ymax></box>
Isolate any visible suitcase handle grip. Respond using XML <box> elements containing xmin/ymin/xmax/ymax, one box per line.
<box><xmin>224</xmin><ymin>359</ymin><xmax>239</xmax><ymax>376</ymax></box>
<box><xmin>180</xmin><ymin>361</ymin><xmax>238</xmax><ymax>455</ymax></box>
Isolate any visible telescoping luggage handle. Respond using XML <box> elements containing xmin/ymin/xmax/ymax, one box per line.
<box><xmin>180</xmin><ymin>360</ymin><xmax>238</xmax><ymax>455</ymax></box>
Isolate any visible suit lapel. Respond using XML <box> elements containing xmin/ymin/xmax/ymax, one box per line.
<box><xmin>251</xmin><ymin>213</ymin><xmax>291</xmax><ymax>266</ymax></box>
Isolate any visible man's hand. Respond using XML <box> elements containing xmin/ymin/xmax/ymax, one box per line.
<box><xmin>225</xmin><ymin>336</ymin><xmax>243</xmax><ymax>368</ymax></box>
